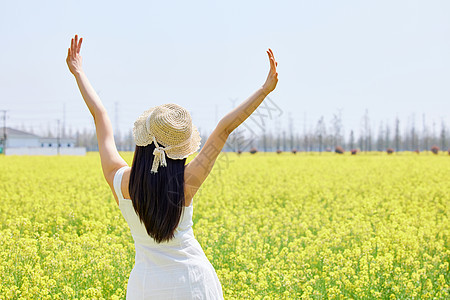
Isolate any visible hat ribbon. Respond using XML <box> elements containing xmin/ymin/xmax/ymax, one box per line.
<box><xmin>150</xmin><ymin>134</ymin><xmax>194</xmax><ymax>174</ymax></box>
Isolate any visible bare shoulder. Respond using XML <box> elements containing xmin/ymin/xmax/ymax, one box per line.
<box><xmin>121</xmin><ymin>166</ymin><xmax>132</xmax><ymax>200</ymax></box>
<box><xmin>109</xmin><ymin>165</ymin><xmax>130</xmax><ymax>206</ymax></box>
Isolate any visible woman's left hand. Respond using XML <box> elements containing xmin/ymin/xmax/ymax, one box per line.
<box><xmin>66</xmin><ymin>34</ymin><xmax>83</xmax><ymax>76</ymax></box>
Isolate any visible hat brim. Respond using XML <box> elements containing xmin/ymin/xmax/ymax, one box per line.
<box><xmin>165</xmin><ymin>123</ymin><xmax>202</xmax><ymax>160</ymax></box>
<box><xmin>133</xmin><ymin>107</ymin><xmax>156</xmax><ymax>146</ymax></box>
<box><xmin>132</xmin><ymin>107</ymin><xmax>202</xmax><ymax>159</ymax></box>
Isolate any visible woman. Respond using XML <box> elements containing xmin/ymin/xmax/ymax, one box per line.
<box><xmin>66</xmin><ymin>34</ymin><xmax>278</xmax><ymax>299</ymax></box>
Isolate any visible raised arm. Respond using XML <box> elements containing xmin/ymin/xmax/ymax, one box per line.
<box><xmin>220</xmin><ymin>49</ymin><xmax>278</xmax><ymax>135</ymax></box>
<box><xmin>66</xmin><ymin>35</ymin><xmax>127</xmax><ymax>198</ymax></box>
<box><xmin>184</xmin><ymin>49</ymin><xmax>278</xmax><ymax>204</ymax></box>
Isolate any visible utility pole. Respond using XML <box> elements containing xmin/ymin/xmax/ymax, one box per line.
<box><xmin>422</xmin><ymin>113</ymin><xmax>427</xmax><ymax>151</ymax></box>
<box><xmin>395</xmin><ymin>116</ymin><xmax>400</xmax><ymax>152</ymax></box>
<box><xmin>262</xmin><ymin>125</ymin><xmax>267</xmax><ymax>152</ymax></box>
<box><xmin>63</xmin><ymin>103</ymin><xmax>66</xmax><ymax>138</ymax></box>
<box><xmin>303</xmin><ymin>111</ymin><xmax>307</xmax><ymax>152</ymax></box>
<box><xmin>57</xmin><ymin>119</ymin><xmax>61</xmax><ymax>155</ymax></box>
<box><xmin>1</xmin><ymin>110</ymin><xmax>7</xmax><ymax>154</ymax></box>
<box><xmin>289</xmin><ymin>113</ymin><xmax>294</xmax><ymax>150</ymax></box>
<box><xmin>276</xmin><ymin>119</ymin><xmax>281</xmax><ymax>151</ymax></box>
<box><xmin>363</xmin><ymin>109</ymin><xmax>370</xmax><ymax>152</ymax></box>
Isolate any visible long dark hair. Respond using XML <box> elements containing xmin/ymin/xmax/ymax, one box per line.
<box><xmin>129</xmin><ymin>143</ymin><xmax>186</xmax><ymax>243</ymax></box>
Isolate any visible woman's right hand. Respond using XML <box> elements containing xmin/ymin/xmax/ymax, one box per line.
<box><xmin>262</xmin><ymin>48</ymin><xmax>278</xmax><ymax>95</ymax></box>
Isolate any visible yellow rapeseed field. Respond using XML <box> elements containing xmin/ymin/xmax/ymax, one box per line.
<box><xmin>0</xmin><ymin>152</ymin><xmax>449</xmax><ymax>299</ymax></box>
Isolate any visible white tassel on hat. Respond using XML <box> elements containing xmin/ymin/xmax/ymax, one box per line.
<box><xmin>151</xmin><ymin>136</ymin><xmax>171</xmax><ymax>174</ymax></box>
<box><xmin>150</xmin><ymin>134</ymin><xmax>193</xmax><ymax>174</ymax></box>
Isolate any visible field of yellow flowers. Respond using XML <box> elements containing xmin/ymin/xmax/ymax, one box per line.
<box><xmin>0</xmin><ymin>152</ymin><xmax>449</xmax><ymax>299</ymax></box>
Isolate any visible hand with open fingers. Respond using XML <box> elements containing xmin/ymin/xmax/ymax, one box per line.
<box><xmin>262</xmin><ymin>48</ymin><xmax>278</xmax><ymax>95</ymax></box>
<box><xmin>66</xmin><ymin>34</ymin><xmax>83</xmax><ymax>76</ymax></box>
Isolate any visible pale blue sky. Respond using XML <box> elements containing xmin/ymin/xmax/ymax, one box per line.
<box><xmin>1</xmin><ymin>0</ymin><xmax>449</xmax><ymax>139</ymax></box>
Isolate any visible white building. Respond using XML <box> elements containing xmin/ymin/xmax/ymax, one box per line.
<box><xmin>39</xmin><ymin>137</ymin><xmax>76</xmax><ymax>148</ymax></box>
<box><xmin>0</xmin><ymin>127</ymin><xmax>40</xmax><ymax>148</ymax></box>
<box><xmin>0</xmin><ymin>127</ymin><xmax>86</xmax><ymax>155</ymax></box>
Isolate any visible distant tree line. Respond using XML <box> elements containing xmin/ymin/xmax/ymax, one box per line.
<box><xmin>224</xmin><ymin>110</ymin><xmax>448</xmax><ymax>153</ymax></box>
<box><xmin>39</xmin><ymin>110</ymin><xmax>447</xmax><ymax>153</ymax></box>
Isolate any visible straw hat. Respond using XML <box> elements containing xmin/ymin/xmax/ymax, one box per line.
<box><xmin>132</xmin><ymin>103</ymin><xmax>202</xmax><ymax>174</ymax></box>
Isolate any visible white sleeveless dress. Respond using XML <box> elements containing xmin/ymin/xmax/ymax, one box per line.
<box><xmin>113</xmin><ymin>166</ymin><xmax>224</xmax><ymax>299</ymax></box>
